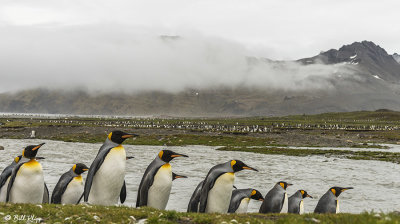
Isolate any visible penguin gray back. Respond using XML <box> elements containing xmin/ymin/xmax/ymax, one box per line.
<box><xmin>228</xmin><ymin>189</ymin><xmax>253</xmax><ymax>213</ymax></box>
<box><xmin>259</xmin><ymin>181</ymin><xmax>291</xmax><ymax>213</ymax></box>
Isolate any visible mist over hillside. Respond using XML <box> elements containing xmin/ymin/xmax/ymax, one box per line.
<box><xmin>1</xmin><ymin>39</ymin><xmax>400</xmax><ymax>117</ymax></box>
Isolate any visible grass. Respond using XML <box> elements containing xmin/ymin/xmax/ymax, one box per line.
<box><xmin>0</xmin><ymin>203</ymin><xmax>399</xmax><ymax>224</ymax></box>
<box><xmin>217</xmin><ymin>146</ymin><xmax>400</xmax><ymax>164</ymax></box>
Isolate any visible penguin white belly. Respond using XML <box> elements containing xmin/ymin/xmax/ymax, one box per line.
<box><xmin>88</xmin><ymin>146</ymin><xmax>126</xmax><ymax>205</ymax></box>
<box><xmin>148</xmin><ymin>164</ymin><xmax>172</xmax><ymax>210</ymax></box>
<box><xmin>280</xmin><ymin>192</ymin><xmax>288</xmax><ymax>213</ymax></box>
<box><xmin>336</xmin><ymin>200</ymin><xmax>340</xmax><ymax>214</ymax></box>
<box><xmin>0</xmin><ymin>177</ymin><xmax>10</xmax><ymax>202</ymax></box>
<box><xmin>235</xmin><ymin>198</ymin><xmax>250</xmax><ymax>214</ymax></box>
<box><xmin>10</xmin><ymin>161</ymin><xmax>44</xmax><ymax>203</ymax></box>
<box><xmin>299</xmin><ymin>200</ymin><xmax>304</xmax><ymax>215</ymax></box>
<box><xmin>62</xmin><ymin>176</ymin><xmax>84</xmax><ymax>204</ymax></box>
<box><xmin>206</xmin><ymin>172</ymin><xmax>235</xmax><ymax>213</ymax></box>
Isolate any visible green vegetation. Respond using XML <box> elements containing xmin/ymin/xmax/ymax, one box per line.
<box><xmin>0</xmin><ymin>203</ymin><xmax>399</xmax><ymax>224</ymax></box>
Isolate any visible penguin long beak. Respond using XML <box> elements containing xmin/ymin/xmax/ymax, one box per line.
<box><xmin>82</xmin><ymin>168</ymin><xmax>89</xmax><ymax>171</ymax></box>
<box><xmin>258</xmin><ymin>199</ymin><xmax>264</xmax><ymax>201</ymax></box>
<box><xmin>306</xmin><ymin>194</ymin><xmax>313</xmax><ymax>198</ymax></box>
<box><xmin>36</xmin><ymin>157</ymin><xmax>46</xmax><ymax>160</ymax></box>
<box><xmin>287</xmin><ymin>183</ymin><xmax>293</xmax><ymax>186</ymax></box>
<box><xmin>171</xmin><ymin>153</ymin><xmax>189</xmax><ymax>158</ymax></box>
<box><xmin>242</xmin><ymin>166</ymin><xmax>258</xmax><ymax>172</ymax></box>
<box><xmin>174</xmin><ymin>175</ymin><xmax>187</xmax><ymax>179</ymax></box>
<box><xmin>126</xmin><ymin>156</ymin><xmax>135</xmax><ymax>160</ymax></box>
<box><xmin>32</xmin><ymin>143</ymin><xmax>45</xmax><ymax>151</ymax></box>
<box><xmin>122</xmin><ymin>133</ymin><xmax>139</xmax><ymax>139</ymax></box>
<box><xmin>342</xmin><ymin>187</ymin><xmax>354</xmax><ymax>191</ymax></box>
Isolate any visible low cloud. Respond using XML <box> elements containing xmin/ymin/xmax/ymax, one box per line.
<box><xmin>0</xmin><ymin>25</ymin><xmax>357</xmax><ymax>94</ymax></box>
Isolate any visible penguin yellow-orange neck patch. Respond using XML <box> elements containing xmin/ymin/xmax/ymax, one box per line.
<box><xmin>161</xmin><ymin>163</ymin><xmax>171</xmax><ymax>169</ymax></box>
<box><xmin>23</xmin><ymin>160</ymin><xmax>41</xmax><ymax>170</ymax></box>
<box><xmin>14</xmin><ymin>156</ymin><xmax>20</xmax><ymax>163</ymax></box>
<box><xmin>230</xmin><ymin>160</ymin><xmax>236</xmax><ymax>168</ymax></box>
<box><xmin>74</xmin><ymin>176</ymin><xmax>83</xmax><ymax>182</ymax></box>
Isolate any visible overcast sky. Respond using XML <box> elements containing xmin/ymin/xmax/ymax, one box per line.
<box><xmin>0</xmin><ymin>0</ymin><xmax>398</xmax><ymax>93</ymax></box>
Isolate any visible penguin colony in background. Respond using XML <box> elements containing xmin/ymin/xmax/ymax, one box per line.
<box><xmin>0</xmin><ymin>130</ymin><xmax>353</xmax><ymax>214</ymax></box>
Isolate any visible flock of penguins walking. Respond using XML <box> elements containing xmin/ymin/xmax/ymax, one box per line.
<box><xmin>0</xmin><ymin>130</ymin><xmax>353</xmax><ymax>214</ymax></box>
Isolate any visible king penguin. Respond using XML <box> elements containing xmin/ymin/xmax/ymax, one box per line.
<box><xmin>314</xmin><ymin>186</ymin><xmax>353</xmax><ymax>214</ymax></box>
<box><xmin>136</xmin><ymin>150</ymin><xmax>188</xmax><ymax>210</ymax></box>
<box><xmin>0</xmin><ymin>155</ymin><xmax>22</xmax><ymax>202</ymax></box>
<box><xmin>288</xmin><ymin>190</ymin><xmax>312</xmax><ymax>214</ymax></box>
<box><xmin>198</xmin><ymin>160</ymin><xmax>258</xmax><ymax>213</ymax></box>
<box><xmin>6</xmin><ymin>143</ymin><xmax>46</xmax><ymax>203</ymax></box>
<box><xmin>51</xmin><ymin>163</ymin><xmax>89</xmax><ymax>204</ymax></box>
<box><xmin>259</xmin><ymin>181</ymin><xmax>292</xmax><ymax>213</ymax></box>
<box><xmin>228</xmin><ymin>188</ymin><xmax>263</xmax><ymax>213</ymax></box>
<box><xmin>84</xmin><ymin>130</ymin><xmax>138</xmax><ymax>205</ymax></box>
<box><xmin>187</xmin><ymin>180</ymin><xmax>204</xmax><ymax>212</ymax></box>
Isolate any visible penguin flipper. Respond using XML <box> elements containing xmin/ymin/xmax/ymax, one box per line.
<box><xmin>83</xmin><ymin>147</ymin><xmax>113</xmax><ymax>202</ymax></box>
<box><xmin>6</xmin><ymin>162</ymin><xmax>25</xmax><ymax>202</ymax></box>
<box><xmin>43</xmin><ymin>182</ymin><xmax>50</xmax><ymax>204</ymax></box>
<box><xmin>136</xmin><ymin>162</ymin><xmax>161</xmax><ymax>207</ymax></box>
<box><xmin>187</xmin><ymin>180</ymin><xmax>204</xmax><ymax>212</ymax></box>
<box><xmin>51</xmin><ymin>172</ymin><xmax>74</xmax><ymax>204</ymax></box>
<box><xmin>120</xmin><ymin>180</ymin><xmax>126</xmax><ymax>204</ymax></box>
<box><xmin>76</xmin><ymin>193</ymin><xmax>84</xmax><ymax>205</ymax></box>
<box><xmin>0</xmin><ymin>167</ymin><xmax>12</xmax><ymax>190</ymax></box>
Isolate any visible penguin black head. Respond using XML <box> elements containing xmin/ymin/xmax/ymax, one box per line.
<box><xmin>22</xmin><ymin>143</ymin><xmax>45</xmax><ymax>159</ymax></box>
<box><xmin>158</xmin><ymin>150</ymin><xmax>188</xmax><ymax>163</ymax></box>
<box><xmin>300</xmin><ymin>190</ymin><xmax>313</xmax><ymax>199</ymax></box>
<box><xmin>72</xmin><ymin>163</ymin><xmax>89</xmax><ymax>175</ymax></box>
<box><xmin>14</xmin><ymin>155</ymin><xmax>22</xmax><ymax>163</ymax></box>
<box><xmin>277</xmin><ymin>181</ymin><xmax>292</xmax><ymax>190</ymax></box>
<box><xmin>330</xmin><ymin>186</ymin><xmax>353</xmax><ymax>197</ymax></box>
<box><xmin>230</xmin><ymin>160</ymin><xmax>258</xmax><ymax>172</ymax></box>
<box><xmin>172</xmin><ymin>172</ymin><xmax>188</xmax><ymax>181</ymax></box>
<box><xmin>250</xmin><ymin>189</ymin><xmax>264</xmax><ymax>201</ymax></box>
<box><xmin>108</xmin><ymin>130</ymin><xmax>139</xmax><ymax>144</ymax></box>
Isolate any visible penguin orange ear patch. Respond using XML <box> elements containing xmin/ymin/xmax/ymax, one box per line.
<box><xmin>108</xmin><ymin>132</ymin><xmax>113</xmax><ymax>140</ymax></box>
<box><xmin>331</xmin><ymin>189</ymin><xmax>336</xmax><ymax>195</ymax></box>
<box><xmin>158</xmin><ymin>151</ymin><xmax>164</xmax><ymax>159</ymax></box>
<box><xmin>280</xmin><ymin>182</ymin><xmax>285</xmax><ymax>189</ymax></box>
<box><xmin>251</xmin><ymin>190</ymin><xmax>257</xmax><ymax>196</ymax></box>
<box><xmin>230</xmin><ymin>160</ymin><xmax>236</xmax><ymax>168</ymax></box>
<box><xmin>301</xmin><ymin>190</ymin><xmax>305</xmax><ymax>195</ymax></box>
<box><xmin>72</xmin><ymin>164</ymin><xmax>77</xmax><ymax>172</ymax></box>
